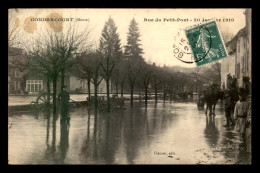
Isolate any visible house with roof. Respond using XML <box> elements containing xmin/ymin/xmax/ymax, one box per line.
<box><xmin>8</xmin><ymin>47</ymin><xmax>28</xmax><ymax>94</ymax></box>
<box><xmin>221</xmin><ymin>9</ymin><xmax>251</xmax><ymax>94</ymax></box>
<box><xmin>25</xmin><ymin>71</ymin><xmax>112</xmax><ymax>95</ymax></box>
<box><xmin>9</xmin><ymin>50</ymin><xmax>114</xmax><ymax>97</ymax></box>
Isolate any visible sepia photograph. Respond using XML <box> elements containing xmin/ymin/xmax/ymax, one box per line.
<box><xmin>8</xmin><ymin>8</ymin><xmax>252</xmax><ymax>165</ymax></box>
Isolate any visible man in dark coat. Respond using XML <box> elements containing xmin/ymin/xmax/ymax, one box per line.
<box><xmin>58</xmin><ymin>86</ymin><xmax>70</xmax><ymax>124</ymax></box>
<box><xmin>223</xmin><ymin>79</ymin><xmax>239</xmax><ymax>127</ymax></box>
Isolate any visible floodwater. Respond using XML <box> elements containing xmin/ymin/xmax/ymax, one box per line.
<box><xmin>8</xmin><ymin>100</ymin><xmax>251</xmax><ymax>165</ymax></box>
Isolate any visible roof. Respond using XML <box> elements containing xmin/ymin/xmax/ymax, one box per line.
<box><xmin>225</xmin><ymin>27</ymin><xmax>247</xmax><ymax>55</ymax></box>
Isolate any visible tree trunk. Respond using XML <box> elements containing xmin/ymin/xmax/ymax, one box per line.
<box><xmin>130</xmin><ymin>86</ymin><xmax>134</xmax><ymax>107</ymax></box>
<box><xmin>87</xmin><ymin>79</ymin><xmax>91</xmax><ymax>104</ymax></box>
<box><xmin>47</xmin><ymin>76</ymin><xmax>50</xmax><ymax>105</ymax></box>
<box><xmin>154</xmin><ymin>76</ymin><xmax>158</xmax><ymax>103</ymax></box>
<box><xmin>155</xmin><ymin>86</ymin><xmax>158</xmax><ymax>103</ymax></box>
<box><xmin>61</xmin><ymin>68</ymin><xmax>65</xmax><ymax>92</ymax></box>
<box><xmin>105</xmin><ymin>56</ymin><xmax>111</xmax><ymax>112</ymax></box>
<box><xmin>94</xmin><ymin>83</ymin><xmax>98</xmax><ymax>110</ymax></box>
<box><xmin>163</xmin><ymin>82</ymin><xmax>166</xmax><ymax>103</ymax></box>
<box><xmin>153</xmin><ymin>75</ymin><xmax>158</xmax><ymax>103</ymax></box>
<box><xmin>52</xmin><ymin>75</ymin><xmax>57</xmax><ymax>116</ymax></box>
<box><xmin>115</xmin><ymin>82</ymin><xmax>118</xmax><ymax>97</ymax></box>
<box><xmin>106</xmin><ymin>78</ymin><xmax>110</xmax><ymax>112</ymax></box>
<box><xmin>145</xmin><ymin>86</ymin><xmax>148</xmax><ymax>105</ymax></box>
<box><xmin>120</xmin><ymin>82</ymin><xmax>124</xmax><ymax>97</ymax></box>
<box><xmin>139</xmin><ymin>90</ymin><xmax>141</xmax><ymax>102</ymax></box>
<box><xmin>52</xmin><ymin>110</ymin><xmax>57</xmax><ymax>152</ymax></box>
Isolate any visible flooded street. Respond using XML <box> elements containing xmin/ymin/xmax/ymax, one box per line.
<box><xmin>8</xmin><ymin>100</ymin><xmax>251</xmax><ymax>164</ymax></box>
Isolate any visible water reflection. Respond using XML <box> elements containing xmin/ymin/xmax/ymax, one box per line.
<box><xmin>204</xmin><ymin>116</ymin><xmax>219</xmax><ymax>147</ymax></box>
<box><xmin>220</xmin><ymin>128</ymin><xmax>250</xmax><ymax>164</ymax></box>
<box><xmin>59</xmin><ymin>120</ymin><xmax>70</xmax><ymax>163</ymax></box>
<box><xmin>43</xmin><ymin>110</ymin><xmax>58</xmax><ymax>164</ymax></box>
<box><xmin>132</xmin><ymin>107</ymin><xmax>150</xmax><ymax>162</ymax></box>
<box><xmin>45</xmin><ymin>109</ymin><xmax>51</xmax><ymax>145</ymax></box>
<box><xmin>125</xmin><ymin>108</ymin><xmax>140</xmax><ymax>164</ymax></box>
<box><xmin>197</xmin><ymin>105</ymin><xmax>205</xmax><ymax>111</ymax></box>
<box><xmin>41</xmin><ymin>109</ymin><xmax>70</xmax><ymax>164</ymax></box>
<box><xmin>79</xmin><ymin>104</ymin><xmax>169</xmax><ymax>164</ymax></box>
<box><xmin>8</xmin><ymin>101</ymin><xmax>251</xmax><ymax>164</ymax></box>
<box><xmin>80</xmin><ymin>108</ymin><xmax>123</xmax><ymax>164</ymax></box>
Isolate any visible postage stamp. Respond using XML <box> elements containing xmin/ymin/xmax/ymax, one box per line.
<box><xmin>185</xmin><ymin>20</ymin><xmax>227</xmax><ymax>66</ymax></box>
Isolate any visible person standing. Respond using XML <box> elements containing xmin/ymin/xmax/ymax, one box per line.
<box><xmin>233</xmin><ymin>88</ymin><xmax>250</xmax><ymax>149</ymax></box>
<box><xmin>58</xmin><ymin>86</ymin><xmax>70</xmax><ymax>124</ymax></box>
<box><xmin>223</xmin><ymin>89</ymin><xmax>232</xmax><ymax>127</ymax></box>
<box><xmin>223</xmin><ymin>81</ymin><xmax>239</xmax><ymax>127</ymax></box>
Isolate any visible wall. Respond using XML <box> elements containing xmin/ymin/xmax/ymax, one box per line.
<box><xmin>69</xmin><ymin>76</ymin><xmax>112</xmax><ymax>94</ymax></box>
<box><xmin>221</xmin><ymin>54</ymin><xmax>236</xmax><ymax>89</ymax></box>
<box><xmin>236</xmin><ymin>36</ymin><xmax>248</xmax><ymax>88</ymax></box>
<box><xmin>69</xmin><ymin>76</ymin><xmax>82</xmax><ymax>92</ymax></box>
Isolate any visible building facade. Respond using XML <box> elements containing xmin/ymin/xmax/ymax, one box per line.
<box><xmin>221</xmin><ymin>9</ymin><xmax>251</xmax><ymax>93</ymax></box>
<box><xmin>25</xmin><ymin>75</ymin><xmax>112</xmax><ymax>95</ymax></box>
<box><xmin>8</xmin><ymin>47</ymin><xmax>28</xmax><ymax>94</ymax></box>
<box><xmin>68</xmin><ymin>76</ymin><xmax>112</xmax><ymax>94</ymax></box>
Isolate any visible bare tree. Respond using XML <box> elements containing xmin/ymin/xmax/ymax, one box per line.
<box><xmin>8</xmin><ymin>9</ymin><xmax>24</xmax><ymax>48</ymax></box>
<box><xmin>126</xmin><ymin>56</ymin><xmax>142</xmax><ymax>107</ymax></box>
<box><xmin>161</xmin><ymin>65</ymin><xmax>170</xmax><ymax>103</ymax></box>
<box><xmin>199</xmin><ymin>62</ymin><xmax>221</xmax><ymax>85</ymax></box>
<box><xmin>151</xmin><ymin>63</ymin><xmax>162</xmax><ymax>103</ymax></box>
<box><xmin>8</xmin><ymin>9</ymin><xmax>28</xmax><ymax>93</ymax></box>
<box><xmin>140</xmin><ymin>63</ymin><xmax>152</xmax><ymax>106</ymax></box>
<box><xmin>99</xmin><ymin>17</ymin><xmax>122</xmax><ymax>112</ymax></box>
<box><xmin>76</xmin><ymin>52</ymin><xmax>93</xmax><ymax>104</ymax></box>
<box><xmin>27</xmin><ymin>20</ymin><xmax>92</xmax><ymax>115</ymax></box>
<box><xmin>193</xmin><ymin>67</ymin><xmax>201</xmax><ymax>94</ymax></box>
<box><xmin>77</xmin><ymin>52</ymin><xmax>104</xmax><ymax>109</ymax></box>
<box><xmin>118</xmin><ymin>59</ymin><xmax>128</xmax><ymax>97</ymax></box>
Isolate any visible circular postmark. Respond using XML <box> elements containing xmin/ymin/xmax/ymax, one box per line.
<box><xmin>173</xmin><ymin>25</ymin><xmax>212</xmax><ymax>64</ymax></box>
<box><xmin>172</xmin><ymin>28</ymin><xmax>194</xmax><ymax>64</ymax></box>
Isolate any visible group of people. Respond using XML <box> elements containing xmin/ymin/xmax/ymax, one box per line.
<box><xmin>223</xmin><ymin>82</ymin><xmax>251</xmax><ymax>152</ymax></box>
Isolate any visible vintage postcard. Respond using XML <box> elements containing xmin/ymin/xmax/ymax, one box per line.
<box><xmin>8</xmin><ymin>8</ymin><xmax>252</xmax><ymax>165</ymax></box>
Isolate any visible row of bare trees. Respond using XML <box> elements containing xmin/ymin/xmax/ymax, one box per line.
<box><xmin>75</xmin><ymin>17</ymin><xmax>173</xmax><ymax>109</ymax></box>
<box><xmin>76</xmin><ymin>17</ymin><xmax>146</xmax><ymax>110</ymax></box>
<box><xmin>9</xmin><ymin>10</ymin><xmax>222</xmax><ymax>113</ymax></box>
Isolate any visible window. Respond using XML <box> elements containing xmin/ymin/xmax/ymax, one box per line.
<box><xmin>35</xmin><ymin>83</ymin><xmax>38</xmax><ymax>92</ymax></box>
<box><xmin>26</xmin><ymin>80</ymin><xmax>43</xmax><ymax>93</ymax></box>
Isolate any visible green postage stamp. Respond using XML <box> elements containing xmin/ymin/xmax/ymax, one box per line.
<box><xmin>185</xmin><ymin>20</ymin><xmax>227</xmax><ymax>66</ymax></box>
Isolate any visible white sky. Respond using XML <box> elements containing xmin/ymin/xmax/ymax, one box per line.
<box><xmin>10</xmin><ymin>8</ymin><xmax>246</xmax><ymax>68</ymax></box>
